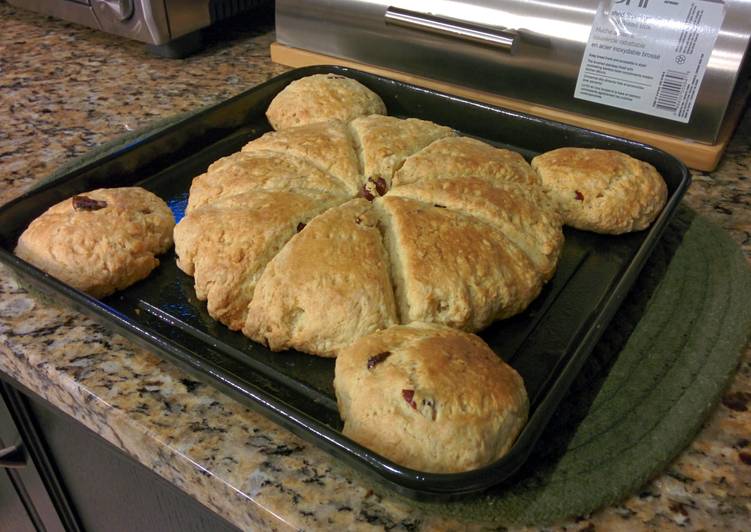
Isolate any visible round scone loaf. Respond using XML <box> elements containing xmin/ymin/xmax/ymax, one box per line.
<box><xmin>266</xmin><ymin>73</ymin><xmax>387</xmax><ymax>130</ymax></box>
<box><xmin>335</xmin><ymin>322</ymin><xmax>528</xmax><ymax>473</ymax></box>
<box><xmin>173</xmin><ymin>76</ymin><xmax>573</xmax><ymax>356</ymax></box>
<box><xmin>174</xmin><ymin>104</ymin><xmax>565</xmax><ymax>356</ymax></box>
<box><xmin>15</xmin><ymin>187</ymin><xmax>174</xmax><ymax>298</ymax></box>
<box><xmin>531</xmin><ymin>147</ymin><xmax>667</xmax><ymax>234</ymax></box>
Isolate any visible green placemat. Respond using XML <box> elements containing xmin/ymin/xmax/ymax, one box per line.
<box><xmin>18</xmin><ymin>115</ymin><xmax>751</xmax><ymax>526</ymax></box>
<box><xmin>407</xmin><ymin>205</ymin><xmax>751</xmax><ymax>525</ymax></box>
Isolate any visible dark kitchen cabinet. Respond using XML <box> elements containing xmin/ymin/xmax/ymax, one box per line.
<box><xmin>0</xmin><ymin>471</ymin><xmax>38</xmax><ymax>532</ymax></box>
<box><xmin>0</xmin><ymin>377</ymin><xmax>239</xmax><ymax>532</ymax></box>
<box><xmin>0</xmin><ymin>383</ymin><xmax>69</xmax><ymax>532</ymax></box>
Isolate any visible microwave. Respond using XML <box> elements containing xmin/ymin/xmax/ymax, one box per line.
<box><xmin>9</xmin><ymin>0</ymin><xmax>270</xmax><ymax>57</ymax></box>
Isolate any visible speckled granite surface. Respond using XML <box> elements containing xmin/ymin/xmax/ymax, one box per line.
<box><xmin>0</xmin><ymin>3</ymin><xmax>749</xmax><ymax>530</ymax></box>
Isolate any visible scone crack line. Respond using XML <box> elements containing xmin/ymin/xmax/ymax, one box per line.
<box><xmin>371</xmin><ymin>200</ymin><xmax>408</xmax><ymax>324</ymax></box>
<box><xmin>241</xmin><ymin>121</ymin><xmax>362</xmax><ymax>195</ymax></box>
<box><xmin>347</xmin><ymin>120</ymin><xmax>367</xmax><ymax>178</ymax></box>
<box><xmin>174</xmin><ymin>192</ymin><xmax>338</xmax><ymax>330</ymax></box>
<box><xmin>240</xmin><ymin>199</ymin><xmax>398</xmax><ymax>356</ymax></box>
<box><xmin>244</xmin><ymin>144</ymin><xmax>356</xmax><ymax>196</ymax></box>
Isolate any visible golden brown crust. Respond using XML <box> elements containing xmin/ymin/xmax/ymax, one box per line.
<box><xmin>349</xmin><ymin>116</ymin><xmax>456</xmax><ymax>186</ymax></box>
<box><xmin>243</xmin><ymin>199</ymin><xmax>399</xmax><ymax>357</ymax></box>
<box><xmin>174</xmin><ymin>190</ymin><xmax>339</xmax><ymax>331</ymax></box>
<box><xmin>14</xmin><ymin>187</ymin><xmax>174</xmax><ymax>298</ymax></box>
<box><xmin>531</xmin><ymin>148</ymin><xmax>668</xmax><ymax>234</ymax></box>
<box><xmin>242</xmin><ymin>120</ymin><xmax>362</xmax><ymax>194</ymax></box>
<box><xmin>334</xmin><ymin>322</ymin><xmax>528</xmax><ymax>473</ymax></box>
<box><xmin>387</xmin><ymin>177</ymin><xmax>564</xmax><ymax>281</ymax></box>
<box><xmin>186</xmin><ymin>150</ymin><xmax>350</xmax><ymax>213</ymax></box>
<box><xmin>376</xmin><ymin>196</ymin><xmax>544</xmax><ymax>331</ymax></box>
<box><xmin>393</xmin><ymin>136</ymin><xmax>540</xmax><ymax>188</ymax></box>
<box><xmin>266</xmin><ymin>74</ymin><xmax>387</xmax><ymax>130</ymax></box>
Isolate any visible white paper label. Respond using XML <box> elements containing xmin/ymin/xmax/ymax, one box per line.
<box><xmin>574</xmin><ymin>0</ymin><xmax>725</xmax><ymax>123</ymax></box>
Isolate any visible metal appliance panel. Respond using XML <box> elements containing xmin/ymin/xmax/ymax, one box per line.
<box><xmin>7</xmin><ymin>0</ymin><xmax>266</xmax><ymax>47</ymax></box>
<box><xmin>276</xmin><ymin>0</ymin><xmax>751</xmax><ymax>143</ymax></box>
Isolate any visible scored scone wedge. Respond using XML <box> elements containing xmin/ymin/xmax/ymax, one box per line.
<box><xmin>242</xmin><ymin>120</ymin><xmax>362</xmax><ymax>195</ymax></box>
<box><xmin>375</xmin><ymin>195</ymin><xmax>544</xmax><ymax>332</ymax></box>
<box><xmin>335</xmin><ymin>322</ymin><xmax>528</xmax><ymax>473</ymax></box>
<box><xmin>15</xmin><ymin>187</ymin><xmax>174</xmax><ymax>298</ymax></box>
<box><xmin>243</xmin><ymin>198</ymin><xmax>398</xmax><ymax>357</ymax></box>
<box><xmin>531</xmin><ymin>147</ymin><xmax>668</xmax><ymax>234</ymax></box>
<box><xmin>349</xmin><ymin>115</ymin><xmax>456</xmax><ymax>189</ymax></box>
<box><xmin>387</xmin><ymin>177</ymin><xmax>563</xmax><ymax>281</ymax></box>
<box><xmin>393</xmin><ymin>136</ymin><xmax>540</xmax><ymax>188</ymax></box>
<box><xmin>187</xmin><ymin>150</ymin><xmax>351</xmax><ymax>214</ymax></box>
<box><xmin>266</xmin><ymin>73</ymin><xmax>387</xmax><ymax>130</ymax></box>
<box><xmin>174</xmin><ymin>190</ymin><xmax>341</xmax><ymax>331</ymax></box>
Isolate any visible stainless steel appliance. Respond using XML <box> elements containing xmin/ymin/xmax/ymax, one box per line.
<box><xmin>276</xmin><ymin>0</ymin><xmax>751</xmax><ymax>146</ymax></box>
<box><xmin>9</xmin><ymin>0</ymin><xmax>270</xmax><ymax>57</ymax></box>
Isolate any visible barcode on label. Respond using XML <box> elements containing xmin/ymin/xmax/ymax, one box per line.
<box><xmin>653</xmin><ymin>70</ymin><xmax>688</xmax><ymax>114</ymax></box>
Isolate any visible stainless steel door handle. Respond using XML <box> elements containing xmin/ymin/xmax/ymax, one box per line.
<box><xmin>384</xmin><ymin>6</ymin><xmax>517</xmax><ymax>52</ymax></box>
<box><xmin>0</xmin><ymin>442</ymin><xmax>26</xmax><ymax>469</ymax></box>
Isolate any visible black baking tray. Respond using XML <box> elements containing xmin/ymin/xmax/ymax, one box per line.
<box><xmin>0</xmin><ymin>66</ymin><xmax>690</xmax><ymax>499</ymax></box>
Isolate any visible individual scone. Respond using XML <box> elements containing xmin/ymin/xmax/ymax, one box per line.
<box><xmin>14</xmin><ymin>187</ymin><xmax>174</xmax><ymax>298</ymax></box>
<box><xmin>393</xmin><ymin>136</ymin><xmax>540</xmax><ymax>188</ymax></box>
<box><xmin>386</xmin><ymin>177</ymin><xmax>563</xmax><ymax>281</ymax></box>
<box><xmin>531</xmin><ymin>147</ymin><xmax>668</xmax><ymax>234</ymax></box>
<box><xmin>174</xmin><ymin>190</ymin><xmax>341</xmax><ymax>330</ymax></box>
<box><xmin>349</xmin><ymin>115</ymin><xmax>456</xmax><ymax>189</ymax></box>
<box><xmin>243</xmin><ymin>198</ymin><xmax>399</xmax><ymax>357</ymax></box>
<box><xmin>376</xmin><ymin>195</ymin><xmax>544</xmax><ymax>331</ymax></box>
<box><xmin>242</xmin><ymin>120</ymin><xmax>362</xmax><ymax>195</ymax></box>
<box><xmin>266</xmin><ymin>73</ymin><xmax>387</xmax><ymax>130</ymax></box>
<box><xmin>335</xmin><ymin>322</ymin><xmax>528</xmax><ymax>473</ymax></box>
<box><xmin>186</xmin><ymin>150</ymin><xmax>351</xmax><ymax>214</ymax></box>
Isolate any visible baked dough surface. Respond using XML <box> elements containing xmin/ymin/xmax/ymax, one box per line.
<box><xmin>349</xmin><ymin>115</ymin><xmax>455</xmax><ymax>186</ymax></box>
<box><xmin>243</xmin><ymin>199</ymin><xmax>398</xmax><ymax>357</ymax></box>
<box><xmin>15</xmin><ymin>187</ymin><xmax>174</xmax><ymax>298</ymax></box>
<box><xmin>242</xmin><ymin>120</ymin><xmax>362</xmax><ymax>195</ymax></box>
<box><xmin>531</xmin><ymin>147</ymin><xmax>667</xmax><ymax>234</ymax></box>
<box><xmin>175</xmin><ymin>190</ymin><xmax>340</xmax><ymax>330</ymax></box>
<box><xmin>393</xmin><ymin>136</ymin><xmax>539</xmax><ymax>188</ymax></box>
<box><xmin>377</xmin><ymin>196</ymin><xmax>543</xmax><ymax>331</ymax></box>
<box><xmin>386</xmin><ymin>177</ymin><xmax>563</xmax><ymax>281</ymax></box>
<box><xmin>187</xmin><ymin>150</ymin><xmax>349</xmax><ymax>214</ymax></box>
<box><xmin>266</xmin><ymin>73</ymin><xmax>386</xmax><ymax>130</ymax></box>
<box><xmin>335</xmin><ymin>322</ymin><xmax>528</xmax><ymax>473</ymax></box>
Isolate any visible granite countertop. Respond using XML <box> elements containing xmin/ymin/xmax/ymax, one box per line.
<box><xmin>1</xmin><ymin>4</ymin><xmax>750</xmax><ymax>530</ymax></box>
